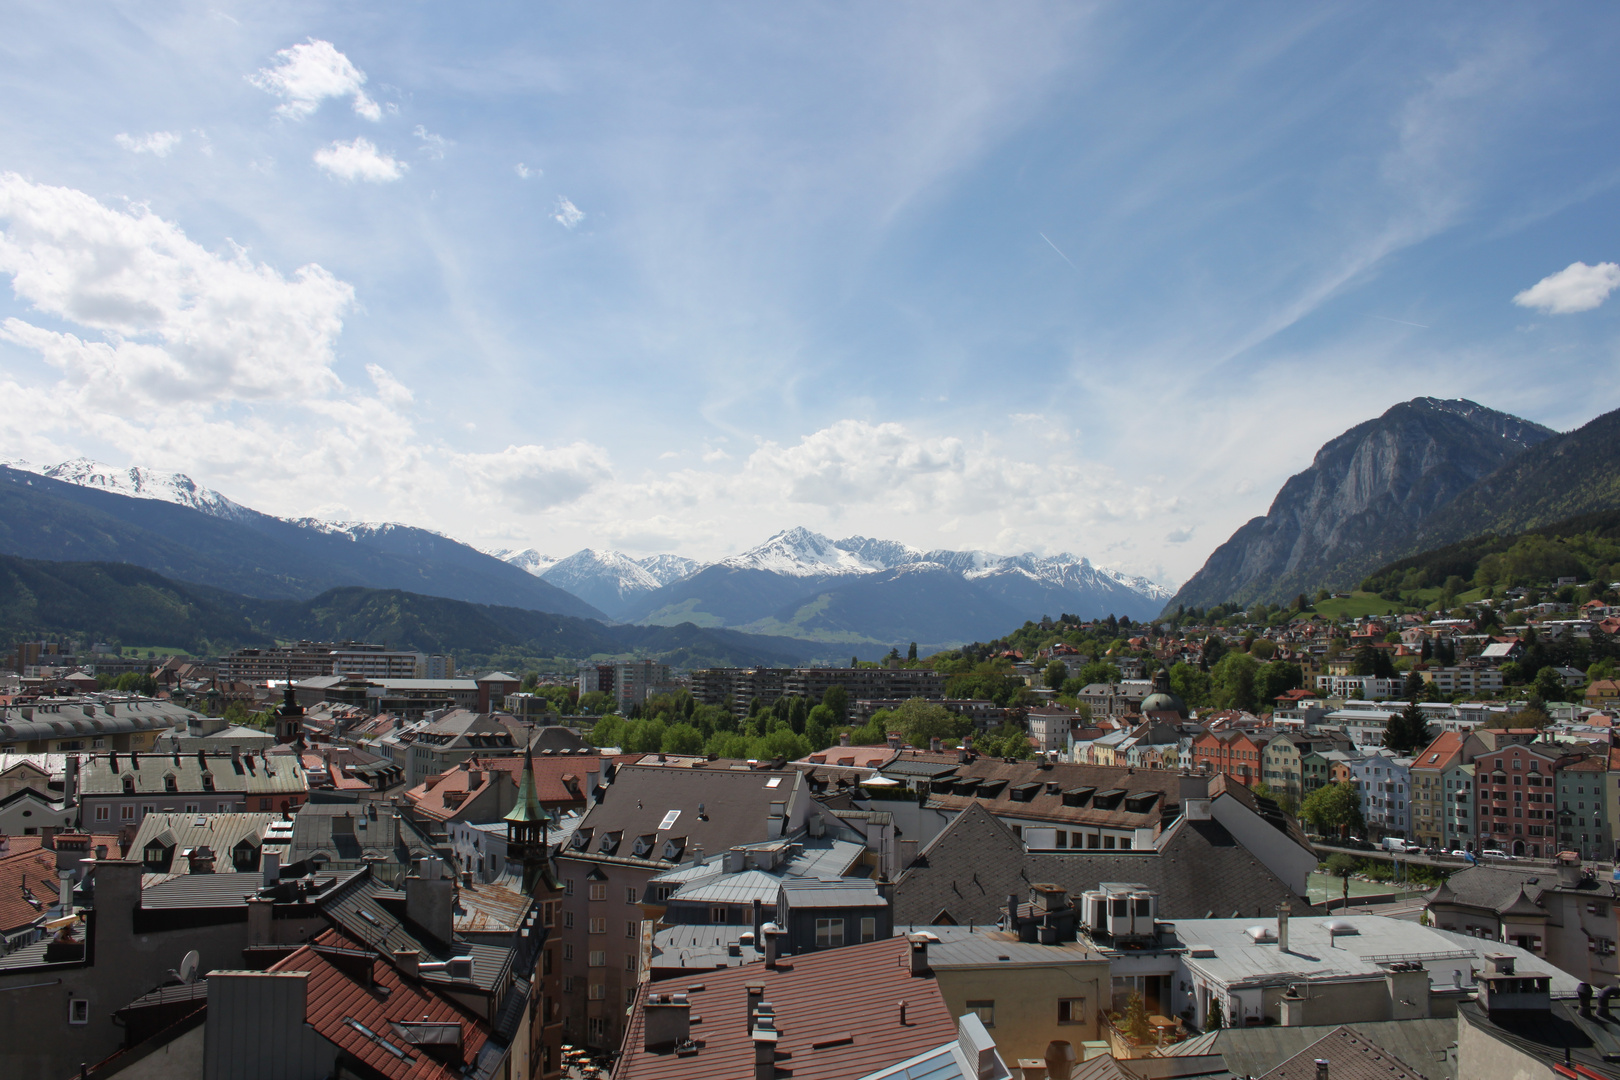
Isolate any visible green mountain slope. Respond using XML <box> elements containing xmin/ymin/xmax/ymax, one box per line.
<box><xmin>0</xmin><ymin>555</ymin><xmax>839</xmax><ymax>668</ymax></box>
<box><xmin>1410</xmin><ymin>407</ymin><xmax>1620</xmax><ymax>549</ymax></box>
<box><xmin>1360</xmin><ymin>507</ymin><xmax>1620</xmax><ymax>597</ymax></box>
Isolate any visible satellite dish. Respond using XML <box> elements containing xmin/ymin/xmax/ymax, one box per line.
<box><xmin>178</xmin><ymin>950</ymin><xmax>200</xmax><ymax>984</ymax></box>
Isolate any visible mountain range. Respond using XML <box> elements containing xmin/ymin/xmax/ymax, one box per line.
<box><xmin>1166</xmin><ymin>397</ymin><xmax>1620</xmax><ymax>613</ymax></box>
<box><xmin>492</xmin><ymin>526</ymin><xmax>1172</xmax><ymax>647</ymax></box>
<box><xmin>0</xmin><ymin>551</ymin><xmax>835</xmax><ymax>668</ymax></box>
<box><xmin>0</xmin><ymin>458</ymin><xmax>1169</xmax><ymax>654</ymax></box>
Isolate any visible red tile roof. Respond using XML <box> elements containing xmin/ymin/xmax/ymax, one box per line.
<box><xmin>616</xmin><ymin>936</ymin><xmax>957</xmax><ymax>1080</ymax></box>
<box><xmin>404</xmin><ymin>754</ymin><xmax>600</xmax><ymax>821</ymax></box>
<box><xmin>270</xmin><ymin>928</ymin><xmax>488</xmax><ymax>1080</ymax></box>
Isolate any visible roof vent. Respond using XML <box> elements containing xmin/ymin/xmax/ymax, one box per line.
<box><xmin>1246</xmin><ymin>925</ymin><xmax>1276</xmax><ymax>943</ymax></box>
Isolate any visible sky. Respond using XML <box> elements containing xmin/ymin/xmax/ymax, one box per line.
<box><xmin>1</xmin><ymin>2</ymin><xmax>1619</xmax><ymax>587</ymax></box>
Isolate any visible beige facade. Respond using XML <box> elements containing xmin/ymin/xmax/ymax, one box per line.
<box><xmin>931</xmin><ymin>956</ymin><xmax>1108</xmax><ymax>1065</ymax></box>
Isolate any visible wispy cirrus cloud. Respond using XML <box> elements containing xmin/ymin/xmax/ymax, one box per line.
<box><xmin>114</xmin><ymin>131</ymin><xmax>181</xmax><ymax>156</ymax></box>
<box><xmin>1513</xmin><ymin>261</ymin><xmax>1620</xmax><ymax>314</ymax></box>
<box><xmin>313</xmin><ymin>138</ymin><xmax>406</xmax><ymax>182</ymax></box>
<box><xmin>250</xmin><ymin>39</ymin><xmax>380</xmax><ymax>121</ymax></box>
<box><xmin>552</xmin><ymin>196</ymin><xmax>584</xmax><ymax>228</ymax></box>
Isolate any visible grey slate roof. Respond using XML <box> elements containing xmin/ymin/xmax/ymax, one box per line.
<box><xmin>319</xmin><ymin>872</ymin><xmax>512</xmax><ymax>993</ymax></box>
<box><xmin>892</xmin><ymin>801</ymin><xmax>1309</xmax><ymax>926</ymax></box>
<box><xmin>1259</xmin><ymin>1027</ymin><xmax>1431</xmax><ymax>1080</ymax></box>
<box><xmin>1427</xmin><ymin>863</ymin><xmax>1604</xmax><ymax>913</ymax></box>
<box><xmin>1167</xmin><ymin>1019</ymin><xmax>1458</xmax><ymax>1080</ymax></box>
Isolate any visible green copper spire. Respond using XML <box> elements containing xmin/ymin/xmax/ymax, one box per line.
<box><xmin>504</xmin><ymin>745</ymin><xmax>550</xmax><ymax>825</ymax></box>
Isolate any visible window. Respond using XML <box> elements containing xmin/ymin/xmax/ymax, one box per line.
<box><xmin>627</xmin><ymin>921</ymin><xmax>638</xmax><ymax>938</ymax></box>
<box><xmin>626</xmin><ymin>887</ymin><xmax>638</xmax><ymax>904</ymax></box>
<box><xmin>589</xmin><ymin>883</ymin><xmax>607</xmax><ymax>901</ymax></box>
<box><xmin>564</xmin><ymin>912</ymin><xmax>574</xmax><ymax>929</ymax></box>
<box><xmin>588</xmin><ymin>950</ymin><xmax>606</xmax><ymax>967</ymax></box>
<box><xmin>815</xmin><ymin>918</ymin><xmax>844</xmax><ymax>948</ymax></box>
<box><xmin>626</xmin><ymin>953</ymin><xmax>637</xmax><ymax>971</ymax></box>
<box><xmin>588</xmin><ymin>983</ymin><xmax>606</xmax><ymax>1001</ymax></box>
<box><xmin>94</xmin><ymin>806</ymin><xmax>110</xmax><ymax>822</ymax></box>
<box><xmin>184</xmin><ymin>803</ymin><xmax>198</xmax><ymax>813</ymax></box>
<box><xmin>965</xmin><ymin>1000</ymin><xmax>995</xmax><ymax>1028</ymax></box>
<box><xmin>120</xmin><ymin>805</ymin><xmax>135</xmax><ymax>821</ymax></box>
<box><xmin>563</xmin><ymin>944</ymin><xmax>573</xmax><ymax>961</ymax></box>
<box><xmin>626</xmin><ymin>987</ymin><xmax>637</xmax><ymax>1006</ymax></box>
<box><xmin>259</xmin><ymin>798</ymin><xmax>272</xmax><ymax>810</ymax></box>
<box><xmin>565</xmin><ymin>879</ymin><xmax>575</xmax><ymax>896</ymax></box>
<box><xmin>68</xmin><ymin>999</ymin><xmax>89</xmax><ymax>1025</ymax></box>
<box><xmin>589</xmin><ymin>917</ymin><xmax>607</xmax><ymax>934</ymax></box>
<box><xmin>861</xmin><ymin>917</ymin><xmax>877</xmax><ymax>943</ymax></box>
<box><xmin>1058</xmin><ymin>997</ymin><xmax>1087</xmax><ymax>1024</ymax></box>
<box><xmin>711</xmin><ymin>906</ymin><xmax>729</xmax><ymax>924</ymax></box>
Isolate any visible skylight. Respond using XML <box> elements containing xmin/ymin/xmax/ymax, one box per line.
<box><xmin>765</xmin><ymin>777</ymin><xmax>782</xmax><ymax>788</ymax></box>
<box><xmin>658</xmin><ymin>810</ymin><xmax>681</xmax><ymax>831</ymax></box>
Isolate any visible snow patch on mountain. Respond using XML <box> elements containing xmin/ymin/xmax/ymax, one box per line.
<box><xmin>721</xmin><ymin>527</ymin><xmax>888</xmax><ymax>576</ymax></box>
<box><xmin>634</xmin><ymin>553</ymin><xmax>705</xmax><ymax>586</ymax></box>
<box><xmin>284</xmin><ymin>519</ymin><xmax>443</xmax><ymax>542</ymax></box>
<box><xmin>488</xmin><ymin>548</ymin><xmax>563</xmax><ymax>576</ymax></box>
<box><xmin>543</xmin><ymin>549</ymin><xmax>661</xmax><ymax>596</ymax></box>
<box><xmin>3</xmin><ymin>457</ymin><xmax>252</xmax><ymax>520</ymax></box>
<box><xmin>712</xmin><ymin>527</ymin><xmax>1170</xmax><ymax>603</ymax></box>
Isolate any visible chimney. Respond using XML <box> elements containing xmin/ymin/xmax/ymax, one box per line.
<box><xmin>763</xmin><ymin>923</ymin><xmax>785</xmax><ymax>968</ymax></box>
<box><xmin>643</xmin><ymin>992</ymin><xmax>692</xmax><ymax>1050</ymax></box>
<box><xmin>246</xmin><ymin>896</ymin><xmax>273</xmax><ymax>944</ymax></box>
<box><xmin>1007</xmin><ymin>894</ymin><xmax>1022</xmax><ymax>931</ymax></box>
<box><xmin>262</xmin><ymin>850</ymin><xmax>281</xmax><ymax>888</ymax></box>
<box><xmin>406</xmin><ymin>859</ymin><xmax>455</xmax><ymax>944</ymax></box>
<box><xmin>887</xmin><ymin>732</ymin><xmax>902</xmax><ymax>750</ymax></box>
<box><xmin>1315</xmin><ymin>1060</ymin><xmax>1329</xmax><ymax>1080</ymax></box>
<box><xmin>930</xmin><ymin>737</ymin><xmax>942</xmax><ymax>753</ymax></box>
<box><xmin>746</xmin><ymin>984</ymin><xmax>764</xmax><ymax>1031</ymax></box>
<box><xmin>753</xmin><ymin>1018</ymin><xmax>778</xmax><ymax>1080</ymax></box>
<box><xmin>1278</xmin><ymin>900</ymin><xmax>1291</xmax><ymax>953</ymax></box>
<box><xmin>898</xmin><ymin>838</ymin><xmax>919</xmax><ymax>870</ymax></box>
<box><xmin>839</xmin><ymin>732</ymin><xmax>850</xmax><ymax>747</ymax></box>
<box><xmin>908</xmin><ymin>932</ymin><xmax>935</xmax><ymax>976</ymax></box>
<box><xmin>753</xmin><ymin>897</ymin><xmax>764</xmax><ymax>940</ymax></box>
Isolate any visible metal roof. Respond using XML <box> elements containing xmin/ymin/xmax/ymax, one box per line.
<box><xmin>779</xmin><ymin>879</ymin><xmax>887</xmax><ymax>908</ymax></box>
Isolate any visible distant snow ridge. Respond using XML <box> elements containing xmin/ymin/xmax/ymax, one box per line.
<box><xmin>634</xmin><ymin>553</ymin><xmax>704</xmax><ymax>586</ymax></box>
<box><xmin>2</xmin><ymin>457</ymin><xmax>251</xmax><ymax>520</ymax></box>
<box><xmin>285</xmin><ymin>519</ymin><xmax>441</xmax><ymax>542</ymax></box>
<box><xmin>721</xmin><ymin>528</ymin><xmax>1171</xmax><ymax>602</ymax></box>
<box><xmin>488</xmin><ymin>548</ymin><xmax>563</xmax><ymax>576</ymax></box>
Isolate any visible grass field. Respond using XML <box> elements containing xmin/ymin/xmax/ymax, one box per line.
<box><xmin>120</xmin><ymin>645</ymin><xmax>197</xmax><ymax>658</ymax></box>
<box><xmin>1305</xmin><ymin>592</ymin><xmax>1417</xmax><ymax>621</ymax></box>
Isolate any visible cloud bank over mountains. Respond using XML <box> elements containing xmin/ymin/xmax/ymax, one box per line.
<box><xmin>1</xmin><ymin>10</ymin><xmax>1619</xmax><ymax>588</ymax></box>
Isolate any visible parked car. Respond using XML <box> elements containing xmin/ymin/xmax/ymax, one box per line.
<box><xmin>1482</xmin><ymin>849</ymin><xmax>1514</xmax><ymax>860</ymax></box>
<box><xmin>1448</xmin><ymin>849</ymin><xmax>1471</xmax><ymax>858</ymax></box>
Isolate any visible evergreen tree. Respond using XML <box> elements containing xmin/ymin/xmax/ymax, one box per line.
<box><xmin>907</xmin><ymin>641</ymin><xmax>918</xmax><ymax>662</ymax></box>
<box><xmin>1383</xmin><ymin>699</ymin><xmax>1431</xmax><ymax>755</ymax></box>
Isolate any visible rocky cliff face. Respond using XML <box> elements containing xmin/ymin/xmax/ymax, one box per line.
<box><xmin>1167</xmin><ymin>398</ymin><xmax>1554</xmax><ymax>612</ymax></box>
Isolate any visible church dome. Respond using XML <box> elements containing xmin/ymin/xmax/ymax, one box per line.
<box><xmin>1140</xmin><ymin>669</ymin><xmax>1188</xmax><ymax>719</ymax></box>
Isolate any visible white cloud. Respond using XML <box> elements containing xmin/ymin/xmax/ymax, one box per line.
<box><xmin>313</xmin><ymin>138</ymin><xmax>406</xmax><ymax>183</ymax></box>
<box><xmin>515</xmin><ymin>163</ymin><xmax>539</xmax><ymax>179</ymax></box>
<box><xmin>114</xmin><ymin>131</ymin><xmax>181</xmax><ymax>156</ymax></box>
<box><xmin>365</xmin><ymin>363</ymin><xmax>414</xmax><ymax>407</ymax></box>
<box><xmin>552</xmin><ymin>196</ymin><xmax>584</xmax><ymax>229</ymax></box>
<box><xmin>413</xmin><ymin>125</ymin><xmax>449</xmax><ymax>160</ymax></box>
<box><xmin>249</xmin><ymin>39</ymin><xmax>380</xmax><ymax>121</ymax></box>
<box><xmin>453</xmin><ymin>442</ymin><xmax>614</xmax><ymax>511</ymax></box>
<box><xmin>0</xmin><ymin>173</ymin><xmax>352</xmax><ymax>405</ymax></box>
<box><xmin>1512</xmin><ymin>261</ymin><xmax>1620</xmax><ymax>314</ymax></box>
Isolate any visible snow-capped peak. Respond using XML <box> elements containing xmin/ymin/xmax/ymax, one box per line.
<box><xmin>487</xmin><ymin>548</ymin><xmax>563</xmax><ymax>576</ymax></box>
<box><xmin>721</xmin><ymin>527</ymin><xmax>887</xmax><ymax>576</ymax></box>
<box><xmin>634</xmin><ymin>553</ymin><xmax>705</xmax><ymax>587</ymax></box>
<box><xmin>3</xmin><ymin>457</ymin><xmax>251</xmax><ymax>520</ymax></box>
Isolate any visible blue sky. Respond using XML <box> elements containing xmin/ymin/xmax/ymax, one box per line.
<box><xmin>1</xmin><ymin>2</ymin><xmax>1618</xmax><ymax>586</ymax></box>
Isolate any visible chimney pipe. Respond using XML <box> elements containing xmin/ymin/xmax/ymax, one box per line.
<box><xmin>746</xmin><ymin>984</ymin><xmax>764</xmax><ymax>1032</ymax></box>
<box><xmin>1278</xmin><ymin>900</ymin><xmax>1291</xmax><ymax>954</ymax></box>
<box><xmin>908</xmin><ymin>933</ymin><xmax>933</xmax><ymax>976</ymax></box>
<box><xmin>1315</xmin><ymin>1060</ymin><xmax>1329</xmax><ymax>1080</ymax></box>
<box><xmin>763</xmin><ymin>923</ymin><xmax>784</xmax><ymax>968</ymax></box>
<box><xmin>753</xmin><ymin>897</ymin><xmax>764</xmax><ymax>940</ymax></box>
<box><xmin>394</xmin><ymin>949</ymin><xmax>420</xmax><ymax>978</ymax></box>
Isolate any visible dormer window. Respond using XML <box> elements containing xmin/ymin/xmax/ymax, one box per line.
<box><xmin>201</xmin><ymin>773</ymin><xmax>215</xmax><ymax>792</ymax></box>
<box><xmin>163</xmin><ymin>774</ymin><xmax>178</xmax><ymax>793</ymax></box>
<box><xmin>122</xmin><ymin>776</ymin><xmax>135</xmax><ymax>795</ymax></box>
